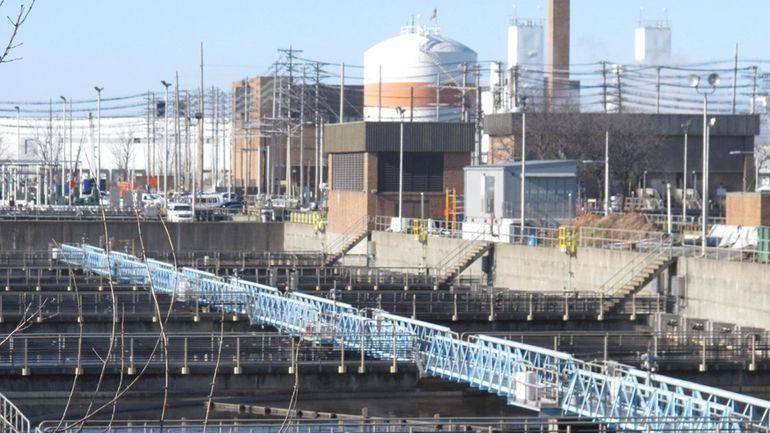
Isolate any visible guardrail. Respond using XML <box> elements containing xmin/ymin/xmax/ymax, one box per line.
<box><xmin>38</xmin><ymin>416</ymin><xmax>750</xmax><ymax>433</ymax></box>
<box><xmin>56</xmin><ymin>242</ymin><xmax>770</xmax><ymax>433</ymax></box>
<box><xmin>480</xmin><ymin>330</ymin><xmax>770</xmax><ymax>369</ymax></box>
<box><xmin>0</xmin><ymin>332</ymin><xmax>401</xmax><ymax>373</ymax></box>
<box><xmin>317</xmin><ymin>290</ymin><xmax>667</xmax><ymax>321</ymax></box>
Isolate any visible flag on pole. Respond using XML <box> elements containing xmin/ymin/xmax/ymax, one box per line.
<box><xmin>429</xmin><ymin>8</ymin><xmax>437</xmax><ymax>21</ymax></box>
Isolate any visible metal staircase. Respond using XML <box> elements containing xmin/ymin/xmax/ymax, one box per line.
<box><xmin>434</xmin><ymin>237</ymin><xmax>492</xmax><ymax>286</ymax></box>
<box><xmin>323</xmin><ymin>216</ymin><xmax>370</xmax><ymax>267</ymax></box>
<box><xmin>600</xmin><ymin>245</ymin><xmax>674</xmax><ymax>315</ymax></box>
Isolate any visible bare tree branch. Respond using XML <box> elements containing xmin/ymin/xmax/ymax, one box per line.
<box><xmin>0</xmin><ymin>0</ymin><xmax>34</xmax><ymax>65</ymax></box>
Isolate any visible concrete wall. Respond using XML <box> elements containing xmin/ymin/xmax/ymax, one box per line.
<box><xmin>679</xmin><ymin>256</ymin><xmax>770</xmax><ymax>329</ymax></box>
<box><xmin>494</xmin><ymin>243</ymin><xmax>647</xmax><ymax>292</ymax></box>
<box><xmin>370</xmin><ymin>231</ymin><xmax>483</xmax><ymax>277</ymax></box>
<box><xmin>0</xmin><ymin>221</ymin><xmax>283</xmax><ymax>254</ymax></box>
<box><xmin>283</xmin><ymin>222</ymin><xmax>325</xmax><ymax>252</ymax></box>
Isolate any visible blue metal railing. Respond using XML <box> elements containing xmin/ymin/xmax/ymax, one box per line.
<box><xmin>53</xmin><ymin>242</ymin><xmax>770</xmax><ymax>433</ymax></box>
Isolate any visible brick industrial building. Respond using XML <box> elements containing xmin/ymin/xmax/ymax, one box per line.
<box><xmin>324</xmin><ymin>122</ymin><xmax>474</xmax><ymax>232</ymax></box>
<box><xmin>231</xmin><ymin>76</ymin><xmax>362</xmax><ymax>196</ymax></box>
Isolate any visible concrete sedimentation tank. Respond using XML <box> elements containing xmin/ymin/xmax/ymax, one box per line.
<box><xmin>363</xmin><ymin>25</ymin><xmax>477</xmax><ymax>122</ymax></box>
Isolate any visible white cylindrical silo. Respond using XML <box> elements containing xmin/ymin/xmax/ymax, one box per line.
<box><xmin>363</xmin><ymin>25</ymin><xmax>478</xmax><ymax>122</ymax></box>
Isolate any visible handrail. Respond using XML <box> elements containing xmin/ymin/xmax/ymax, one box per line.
<box><xmin>597</xmin><ymin>240</ymin><xmax>671</xmax><ymax>296</ymax></box>
<box><xmin>433</xmin><ymin>229</ymin><xmax>488</xmax><ymax>278</ymax></box>
<box><xmin>0</xmin><ymin>391</ymin><xmax>31</xmax><ymax>433</ymax></box>
<box><xmin>324</xmin><ymin>215</ymin><xmax>371</xmax><ymax>256</ymax></box>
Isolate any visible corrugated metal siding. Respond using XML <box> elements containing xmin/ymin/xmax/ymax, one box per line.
<box><xmin>323</xmin><ymin>122</ymin><xmax>474</xmax><ymax>153</ymax></box>
<box><xmin>365</xmin><ymin>122</ymin><xmax>474</xmax><ymax>152</ymax></box>
<box><xmin>324</xmin><ymin>122</ymin><xmax>367</xmax><ymax>153</ymax></box>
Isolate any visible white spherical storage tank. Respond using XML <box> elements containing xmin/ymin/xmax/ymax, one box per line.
<box><xmin>364</xmin><ymin>25</ymin><xmax>477</xmax><ymax>122</ymax></box>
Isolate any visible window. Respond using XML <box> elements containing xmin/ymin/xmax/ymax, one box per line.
<box><xmin>332</xmin><ymin>153</ymin><xmax>364</xmax><ymax>191</ymax></box>
<box><xmin>484</xmin><ymin>175</ymin><xmax>495</xmax><ymax>213</ymax></box>
<box><xmin>377</xmin><ymin>152</ymin><xmax>443</xmax><ymax>192</ymax></box>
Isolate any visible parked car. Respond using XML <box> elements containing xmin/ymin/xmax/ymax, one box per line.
<box><xmin>167</xmin><ymin>203</ymin><xmax>193</xmax><ymax>222</ymax></box>
<box><xmin>141</xmin><ymin>193</ymin><xmax>162</xmax><ymax>208</ymax></box>
<box><xmin>218</xmin><ymin>201</ymin><xmax>244</xmax><ymax>214</ymax></box>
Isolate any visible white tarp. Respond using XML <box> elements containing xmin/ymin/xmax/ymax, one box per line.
<box><xmin>708</xmin><ymin>224</ymin><xmax>757</xmax><ymax>249</ymax></box>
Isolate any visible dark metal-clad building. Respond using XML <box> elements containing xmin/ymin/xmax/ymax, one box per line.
<box><xmin>324</xmin><ymin>121</ymin><xmax>474</xmax><ymax>232</ymax></box>
<box><xmin>485</xmin><ymin>113</ymin><xmax>760</xmax><ymax>204</ymax></box>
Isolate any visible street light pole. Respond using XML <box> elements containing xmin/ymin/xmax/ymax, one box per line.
<box><xmin>604</xmin><ymin>130</ymin><xmax>609</xmax><ymax>217</ymax></box>
<box><xmin>519</xmin><ymin>95</ymin><xmax>528</xmax><ymax>235</ymax></box>
<box><xmin>701</xmin><ymin>96</ymin><xmax>708</xmax><ymax>256</ymax></box>
<box><xmin>689</xmin><ymin>72</ymin><xmax>720</xmax><ymax>256</ymax></box>
<box><xmin>59</xmin><ymin>96</ymin><xmax>67</xmax><ymax>203</ymax></box>
<box><xmin>14</xmin><ymin>106</ymin><xmax>20</xmax><ymax>201</ymax></box>
<box><xmin>681</xmin><ymin>121</ymin><xmax>690</xmax><ymax>229</ymax></box>
<box><xmin>396</xmin><ymin>107</ymin><xmax>405</xmax><ymax>229</ymax></box>
<box><xmin>161</xmin><ymin>80</ymin><xmax>172</xmax><ymax>209</ymax></box>
<box><xmin>68</xmin><ymin>98</ymin><xmax>73</xmax><ymax>205</ymax></box>
<box><xmin>94</xmin><ymin>86</ymin><xmax>103</xmax><ymax>198</ymax></box>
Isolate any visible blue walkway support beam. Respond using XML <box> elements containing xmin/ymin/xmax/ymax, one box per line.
<box><xmin>52</xmin><ymin>242</ymin><xmax>770</xmax><ymax>433</ymax></box>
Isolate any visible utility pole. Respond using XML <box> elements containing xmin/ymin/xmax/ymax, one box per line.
<box><xmin>245</xmin><ymin>76</ymin><xmax>251</xmax><ymax>193</ymax></box>
<box><xmin>198</xmin><ymin>42</ymin><xmax>205</xmax><ymax>192</ymax></box>
<box><xmin>185</xmin><ymin>91</ymin><xmax>191</xmax><ymax>190</ymax></box>
<box><xmin>278</xmin><ymin>46</ymin><xmax>302</xmax><ymax>199</ymax></box>
<box><xmin>47</xmin><ymin>99</ymin><xmax>52</xmax><ymax>205</ymax></box>
<box><xmin>287</xmin><ymin>48</ymin><xmax>293</xmax><ymax>199</ymax></box>
<box><xmin>731</xmin><ymin>43</ymin><xmax>738</xmax><ymax>114</ymax></box>
<box><xmin>751</xmin><ymin>66</ymin><xmax>758</xmax><ymax>115</ymax></box>
<box><xmin>602</xmin><ymin>61</ymin><xmax>608</xmax><ymax>113</ymax></box>
<box><xmin>146</xmin><ymin>91</ymin><xmax>151</xmax><ymax>182</ymax></box>
<box><xmin>300</xmin><ymin>66</ymin><xmax>306</xmax><ymax>205</ymax></box>
<box><xmin>615</xmin><ymin>65</ymin><xmax>622</xmax><ymax>113</ymax></box>
<box><xmin>461</xmin><ymin>62</ymin><xmax>468</xmax><ymax>122</ymax></box>
<box><xmin>182</xmin><ymin>89</ymin><xmax>193</xmax><ymax>191</ymax></box>
<box><xmin>59</xmin><ymin>96</ymin><xmax>66</xmax><ymax>204</ymax></box>
<box><xmin>339</xmin><ymin>62</ymin><xmax>345</xmax><ymax>123</ymax></box>
<box><xmin>150</xmin><ymin>91</ymin><xmax>155</xmax><ymax>183</ymax></box>
<box><xmin>68</xmin><ymin>98</ymin><xmax>72</xmax><ymax>205</ymax></box>
<box><xmin>655</xmin><ymin>67</ymin><xmax>661</xmax><ymax>114</ymax></box>
<box><xmin>474</xmin><ymin>63</ymin><xmax>482</xmax><ymax>165</ymax></box>
<box><xmin>174</xmin><ymin>72</ymin><xmax>181</xmax><ymax>191</ymax></box>
<box><xmin>94</xmin><ymin>87</ymin><xmax>103</xmax><ymax>194</ymax></box>
<box><xmin>271</xmin><ymin>64</ymin><xmax>278</xmax><ymax>196</ymax></box>
<box><xmin>315</xmin><ymin>62</ymin><xmax>321</xmax><ymax>201</ymax></box>
<box><xmin>161</xmin><ymin>80</ymin><xmax>171</xmax><ymax>209</ymax></box>
<box><xmin>213</xmin><ymin>86</ymin><xmax>219</xmax><ymax>190</ymax></box>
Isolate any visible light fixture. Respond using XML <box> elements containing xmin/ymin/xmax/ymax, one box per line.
<box><xmin>688</xmin><ymin>74</ymin><xmax>700</xmax><ymax>87</ymax></box>
<box><xmin>707</xmin><ymin>73</ymin><xmax>721</xmax><ymax>87</ymax></box>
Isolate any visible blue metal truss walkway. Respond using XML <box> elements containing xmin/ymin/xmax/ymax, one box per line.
<box><xmin>47</xmin><ymin>243</ymin><xmax>770</xmax><ymax>433</ymax></box>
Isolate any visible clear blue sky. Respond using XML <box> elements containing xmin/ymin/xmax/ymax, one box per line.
<box><xmin>1</xmin><ymin>0</ymin><xmax>769</xmax><ymax>101</ymax></box>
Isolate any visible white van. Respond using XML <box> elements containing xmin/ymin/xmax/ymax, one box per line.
<box><xmin>194</xmin><ymin>193</ymin><xmax>226</xmax><ymax>209</ymax></box>
<box><xmin>167</xmin><ymin>203</ymin><xmax>193</xmax><ymax>222</ymax></box>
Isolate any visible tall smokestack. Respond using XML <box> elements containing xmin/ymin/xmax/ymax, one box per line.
<box><xmin>547</xmin><ymin>0</ymin><xmax>570</xmax><ymax>111</ymax></box>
